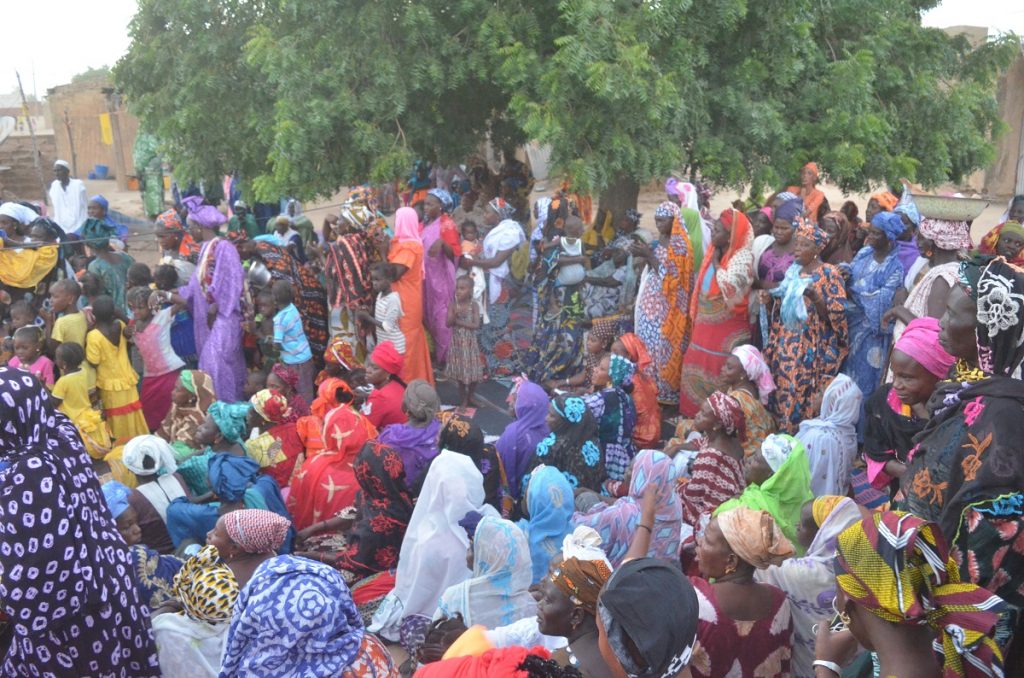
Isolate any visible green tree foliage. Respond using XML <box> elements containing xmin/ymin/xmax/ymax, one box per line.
<box><xmin>115</xmin><ymin>0</ymin><xmax>1018</xmax><ymax>206</ymax></box>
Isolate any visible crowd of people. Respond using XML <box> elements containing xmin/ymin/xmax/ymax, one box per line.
<box><xmin>0</xmin><ymin>156</ymin><xmax>1022</xmax><ymax>678</ymax></box>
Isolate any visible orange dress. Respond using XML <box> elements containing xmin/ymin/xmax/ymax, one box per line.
<box><xmin>786</xmin><ymin>185</ymin><xmax>826</xmax><ymax>225</ymax></box>
<box><xmin>388</xmin><ymin>240</ymin><xmax>434</xmax><ymax>384</ymax></box>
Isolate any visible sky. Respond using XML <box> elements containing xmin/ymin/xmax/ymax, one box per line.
<box><xmin>3</xmin><ymin>0</ymin><xmax>1024</xmax><ymax>98</ymax></box>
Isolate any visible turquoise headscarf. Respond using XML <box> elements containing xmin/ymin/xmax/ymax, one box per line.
<box><xmin>519</xmin><ymin>464</ymin><xmax>574</xmax><ymax>584</ymax></box>
<box><xmin>208</xmin><ymin>401</ymin><xmax>252</xmax><ymax>444</ymax></box>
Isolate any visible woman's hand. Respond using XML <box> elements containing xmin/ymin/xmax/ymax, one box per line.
<box><xmin>428</xmin><ymin>239</ymin><xmax>443</xmax><ymax>257</ymax></box>
<box><xmin>207</xmin><ymin>303</ymin><xmax>219</xmax><ymax>329</ymax></box>
<box><xmin>814</xmin><ymin>623</ymin><xmax>860</xmax><ymax>670</ymax></box>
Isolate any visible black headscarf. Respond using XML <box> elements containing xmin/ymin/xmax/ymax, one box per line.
<box><xmin>597</xmin><ymin>558</ymin><xmax>698</xmax><ymax>678</ymax></box>
<box><xmin>958</xmin><ymin>256</ymin><xmax>1024</xmax><ymax>376</ymax></box>
<box><xmin>438</xmin><ymin>411</ymin><xmax>503</xmax><ymax>512</ymax></box>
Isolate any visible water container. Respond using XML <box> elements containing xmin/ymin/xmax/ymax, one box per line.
<box><xmin>94</xmin><ymin>164</ymin><xmax>110</xmax><ymax>179</ymax></box>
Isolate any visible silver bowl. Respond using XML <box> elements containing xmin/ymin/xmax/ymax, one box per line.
<box><xmin>912</xmin><ymin>195</ymin><xmax>990</xmax><ymax>222</ymax></box>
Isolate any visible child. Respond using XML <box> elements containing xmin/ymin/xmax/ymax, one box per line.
<box><xmin>554</xmin><ymin>215</ymin><xmax>588</xmax><ymax>293</ymax></box>
<box><xmin>52</xmin><ymin>342</ymin><xmax>111</xmax><ymax>460</ymax></box>
<box><xmin>271</xmin><ymin>280</ymin><xmax>314</xmax><ymax>404</ymax></box>
<box><xmin>546</xmin><ymin>319</ymin><xmax>615</xmax><ymax>393</ymax></box>
<box><xmin>153</xmin><ymin>264</ymin><xmax>198</xmax><ymax>368</ymax></box>
<box><xmin>45</xmin><ymin>279</ymin><xmax>87</xmax><ymax>354</ymax></box>
<box><xmin>245</xmin><ymin>368</ymin><xmax>270</xmax><ymax>400</ymax></box>
<box><xmin>250</xmin><ymin>289</ymin><xmax>279</xmax><ymax>369</ymax></box>
<box><xmin>86</xmin><ymin>295</ymin><xmax>149</xmax><ymax>441</ymax></box>
<box><xmin>357</xmin><ymin>262</ymin><xmax>405</xmax><ymax>353</ymax></box>
<box><xmin>128</xmin><ymin>286</ymin><xmax>186</xmax><ymax>431</ymax></box>
<box><xmin>445</xmin><ymin>275</ymin><xmax>485</xmax><ymax>408</ymax></box>
<box><xmin>127</xmin><ymin>262</ymin><xmax>154</xmax><ymax>290</ymax></box>
<box><xmin>8</xmin><ymin>325</ymin><xmax>55</xmax><ymax>387</ymax></box>
<box><xmin>458</xmin><ymin>220</ymin><xmax>489</xmax><ymax>323</ymax></box>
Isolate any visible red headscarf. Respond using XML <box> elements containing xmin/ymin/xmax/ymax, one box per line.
<box><xmin>689</xmin><ymin>208</ymin><xmax>753</xmax><ymax>317</ymax></box>
<box><xmin>370</xmin><ymin>341</ymin><xmax>405</xmax><ymax>377</ymax></box>
<box><xmin>223</xmin><ymin>509</ymin><xmax>291</xmax><ymax>554</ymax></box>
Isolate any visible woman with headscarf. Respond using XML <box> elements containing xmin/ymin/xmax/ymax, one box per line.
<box><xmin>598</xmin><ymin>558</ymin><xmax>700</xmax><ymax>678</ymax></box>
<box><xmin>496</xmin><ymin>379</ymin><xmax>551</xmax><ymax>506</ymax></box>
<box><xmin>361</xmin><ymin>340</ymin><xmax>408</xmax><ymax>429</ymax></box>
<box><xmin>438</xmin><ymin>411</ymin><xmax>505</xmax><ymax>513</ymax></box>
<box><xmin>211</xmin><ymin>509</ymin><xmax>396</xmax><ymax>677</ymax></box>
<box><xmin>976</xmin><ymin>194</ymin><xmax>1024</xmax><ymax>266</ymax></box>
<box><xmin>680</xmin><ymin>209</ymin><xmax>755</xmax><ymax>416</ymax></box>
<box><xmin>863</xmin><ymin>317</ymin><xmax>956</xmax><ymax>498</ymax></box>
<box><xmin>370</xmin><ymin>451</ymin><xmax>500</xmax><ymax>643</ymax></box>
<box><xmin>794</xmin><ymin>373</ymin><xmax>862</xmax><ymax>497</ymax></box>
<box><xmin>901</xmin><ymin>257</ymin><xmax>1024</xmax><ymax>617</ymax></box>
<box><xmin>519</xmin><ymin>464</ymin><xmax>575</xmax><ymax>584</ymax></box>
<box><xmin>716</xmin><ymin>433</ymin><xmax>814</xmax><ymax>552</ymax></box>
<box><xmin>632</xmin><ymin>201</ymin><xmax>694</xmax><ymax>404</ymax></box>
<box><xmin>574</xmin><ymin>450</ymin><xmax>682</xmax><ymax>567</ymax></box>
<box><xmin>87</xmin><ymin>194</ymin><xmax>129</xmax><ymax>238</ymax></box>
<box><xmin>436</xmin><ymin>516</ymin><xmax>536</xmax><ymax>628</ymax></box>
<box><xmin>157</xmin><ymin>368</ymin><xmax>216</xmax><ymax>461</ymax></box>
<box><xmin>322</xmin><ymin>197</ymin><xmax>377</xmax><ymax>356</ymax></box>
<box><xmin>0</xmin><ymin>368</ymin><xmax>160</xmax><ymax>675</ymax></box>
<box><xmin>124</xmin><ymin>434</ymin><xmax>192</xmax><ymax>554</ymax></box>
<box><xmin>246</xmin><ymin>388</ymin><xmax>306</xmax><ymax>489</ymax></box>
<box><xmin>783</xmin><ymin>162</ymin><xmax>827</xmax><ymax>225</ymax></box>
<box><xmin>389</xmin><ymin>206</ymin><xmax>434</xmax><ymax>384</ymax></box>
<box><xmin>690</xmin><ymin>507</ymin><xmax>795</xmax><ymax>678</ymax></box>
<box><xmin>530</xmin><ymin>394</ymin><xmax>604</xmax><ymax>492</ymax></box>
<box><xmin>582</xmin><ymin>352</ymin><xmax>637</xmax><ymax>482</ymax></box>
<box><xmin>666</xmin><ymin>177</ymin><xmax>710</xmax><ymax>267</ymax></box>
<box><xmin>611</xmin><ymin>333</ymin><xmax>660</xmax><ymax>450</ymax></box>
<box><xmin>755</xmin><ymin>496</ymin><xmax>863</xmax><ymax>678</ymax></box>
<box><xmin>82</xmin><ymin>215</ymin><xmax>135</xmax><ymax>314</ymax></box>
<box><xmin>762</xmin><ymin>221</ymin><xmax>848</xmax><ymax>432</ymax></box>
<box><xmin>754</xmin><ymin>198</ymin><xmax>802</xmax><ymax>296</ymax></box>
<box><xmin>679</xmin><ymin>391</ymin><xmax>747</xmax><ymax>529</ymax></box>
<box><xmin>843</xmin><ymin>211</ymin><xmax>905</xmax><ymax>407</ymax></box>
<box><xmin>422</xmin><ymin>188</ymin><xmax>462</xmax><ymax>365</ymax></box>
<box><xmin>179</xmin><ymin>194</ymin><xmax>246</xmax><ymax>401</ymax></box>
<box><xmin>150</xmin><ymin>544</ymin><xmax>240</xmax><ymax>677</ymax></box>
<box><xmin>819</xmin><ymin>210</ymin><xmax>856</xmax><ymax>265</ymax></box>
<box><xmin>266</xmin><ymin>362</ymin><xmax>311</xmax><ymax>420</ymax></box>
<box><xmin>379</xmin><ymin>379</ymin><xmax>441</xmax><ymax>493</ymax></box>
<box><xmin>719</xmin><ymin>344</ymin><xmax>777</xmax><ymax>458</ymax></box>
<box><xmin>815</xmin><ymin>511</ymin><xmax>1006</xmax><ymax>678</ymax></box>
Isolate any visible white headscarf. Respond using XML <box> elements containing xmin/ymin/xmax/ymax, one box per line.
<box><xmin>795</xmin><ymin>374</ymin><xmax>862</xmax><ymax>496</ymax></box>
<box><xmin>561</xmin><ymin>525</ymin><xmax>612</xmax><ymax>570</ymax></box>
<box><xmin>122</xmin><ymin>435</ymin><xmax>178</xmax><ymax>476</ymax></box>
<box><xmin>369</xmin><ymin>451</ymin><xmax>499</xmax><ymax>640</ymax></box>
<box><xmin>0</xmin><ymin>202</ymin><xmax>38</xmax><ymax>226</ymax></box>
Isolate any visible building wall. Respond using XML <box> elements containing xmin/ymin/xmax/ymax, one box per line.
<box><xmin>987</xmin><ymin>53</ymin><xmax>1024</xmax><ymax>197</ymax></box>
<box><xmin>46</xmin><ymin>80</ymin><xmax>139</xmax><ymax>183</ymax></box>
<box><xmin>0</xmin><ymin>132</ymin><xmax>57</xmax><ymax>204</ymax></box>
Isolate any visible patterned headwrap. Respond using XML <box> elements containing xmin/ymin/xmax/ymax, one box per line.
<box><xmin>250</xmin><ymin>388</ymin><xmax>293</xmax><ymax>425</ymax></box>
<box><xmin>589</xmin><ymin>315</ymin><xmax>619</xmax><ymax>350</ymax></box>
<box><xmin>919</xmin><ymin>218</ymin><xmax>971</xmax><ymax>251</ymax></box>
<box><xmin>717</xmin><ymin>507</ymin><xmax>795</xmax><ymax>569</ymax></box>
<box><xmin>971</xmin><ymin>257</ymin><xmax>1024</xmax><ymax>376</ymax></box>
<box><xmin>427</xmin><ymin>188</ymin><xmax>454</xmax><ymax>212</ymax></box>
<box><xmin>759</xmin><ymin>433</ymin><xmax>802</xmax><ymax>473</ymax></box>
<box><xmin>835</xmin><ymin>511</ymin><xmax>1005</xmax><ymax>678</ymax></box>
<box><xmin>774</xmin><ymin>191</ymin><xmax>798</xmax><ymax>203</ymax></box>
<box><xmin>270</xmin><ymin>363</ymin><xmax>299</xmax><ymax>392</ymax></box>
<box><xmin>488</xmin><ymin>197</ymin><xmax>516</xmax><ymax>221</ymax></box>
<box><xmin>551</xmin><ymin>556</ymin><xmax>613</xmax><ymax>616</ymax></box>
<box><xmin>122</xmin><ymin>435</ymin><xmax>178</xmax><ymax>476</ymax></box>
<box><xmin>775</xmin><ymin>198</ymin><xmax>804</xmax><ymax>227</ymax></box>
<box><xmin>871</xmin><ymin>211</ymin><xmax>906</xmax><ymax>242</ymax></box>
<box><xmin>369</xmin><ymin>340</ymin><xmax>404</xmax><ymax>376</ymax></box>
<box><xmin>608</xmin><ymin>354</ymin><xmax>635</xmax><ymax>389</ymax></box>
<box><xmin>101</xmin><ymin>480</ymin><xmax>131</xmax><ymax>519</ymax></box>
<box><xmin>224</xmin><ymin>509</ymin><xmax>292</xmax><ymax>555</ymax></box>
<box><xmin>155</xmin><ymin>209</ymin><xmax>185</xmax><ymax>233</ymax></box>
<box><xmin>795</xmin><ymin>219</ymin><xmax>828</xmax><ymax>248</ymax></box>
<box><xmin>598</xmin><ymin>558</ymin><xmax>698</xmax><ymax>678</ymax></box>
<box><xmin>654</xmin><ymin>201</ymin><xmax>681</xmax><ymax>220</ymax></box>
<box><xmin>811</xmin><ymin>495</ymin><xmax>846</xmax><ymax>528</ymax></box>
<box><xmin>324</xmin><ymin>335</ymin><xmax>360</xmax><ymax>370</ymax></box>
<box><xmin>870</xmin><ymin>191</ymin><xmax>899</xmax><ymax>212</ymax></box>
<box><xmin>311</xmin><ymin>377</ymin><xmax>353</xmax><ymax>420</ymax></box>
<box><xmin>172</xmin><ymin>545</ymin><xmax>239</xmax><ymax>624</ymax></box>
<box><xmin>179</xmin><ymin>369</ymin><xmax>216</xmax><ymax>414</ymax></box>
<box><xmin>624</xmin><ymin>209</ymin><xmax>642</xmax><ymax>226</ymax></box>
<box><xmin>894</xmin><ymin>317</ymin><xmax>956</xmax><ymax>379</ymax></box>
<box><xmin>706</xmin><ymin>391</ymin><xmax>747</xmax><ymax>442</ymax></box>
<box><xmin>208</xmin><ymin>401</ymin><xmax>252</xmax><ymax>444</ymax></box>
<box><xmin>552</xmin><ymin>395</ymin><xmax>587</xmax><ymax>424</ymax></box>
<box><xmin>730</xmin><ymin>345</ymin><xmax>775</xmax><ymax>404</ymax></box>
<box><xmin>347</xmin><ymin>185</ymin><xmax>379</xmax><ymax>212</ymax></box>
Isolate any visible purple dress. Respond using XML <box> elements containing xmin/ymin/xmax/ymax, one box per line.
<box><xmin>495</xmin><ymin>381</ymin><xmax>551</xmax><ymax>500</ymax></box>
<box><xmin>180</xmin><ymin>238</ymin><xmax>246</xmax><ymax>401</ymax></box>
<box><xmin>421</xmin><ymin>217</ymin><xmax>456</xmax><ymax>364</ymax></box>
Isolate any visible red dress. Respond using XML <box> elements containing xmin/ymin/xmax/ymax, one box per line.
<box><xmin>361</xmin><ymin>379</ymin><xmax>407</xmax><ymax>430</ymax></box>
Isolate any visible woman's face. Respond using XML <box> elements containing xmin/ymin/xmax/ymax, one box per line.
<box><xmin>821</xmin><ymin>215</ymin><xmax>841</xmax><ymax>241</ymax></box>
<box><xmin>195</xmin><ymin>415</ymin><xmax>220</xmax><ymax>447</ymax></box>
<box><xmin>266</xmin><ymin>372</ymin><xmax>290</xmax><ymax>395</ymax></box>
<box><xmin>795</xmin><ymin>501</ymin><xmax>818</xmax><ymax>551</ymax></box>
<box><xmin>364</xmin><ymin>358</ymin><xmax>388</xmax><ymax>387</ymax></box>
<box><xmin>772</xmin><ymin>219</ymin><xmax>795</xmax><ymax>245</ymax></box>
<box><xmin>206</xmin><ymin>517</ymin><xmax>234</xmax><ymax>560</ymax></box>
<box><xmin>997</xmin><ymin>231</ymin><xmax>1024</xmax><ymax>260</ymax></box>
<box><xmin>916</xmin><ymin>234</ymin><xmax>936</xmax><ymax>259</ymax></box>
<box><xmin>610</xmin><ymin>339</ymin><xmax>627</xmax><ymax>359</ymax></box>
<box><xmin>938</xmin><ymin>285</ymin><xmax>978</xmax><ymax>363</ymax></box>
<box><xmin>617</xmin><ymin>215</ymin><xmax>637</xmax><ymax>235</ymax></box>
<box><xmin>744</xmin><ymin>450</ymin><xmax>774</xmax><ymax>486</ymax></box>
<box><xmin>654</xmin><ymin>215</ymin><xmax>673</xmax><ymax>236</ymax></box>
<box><xmin>87</xmin><ymin>200</ymin><xmax>105</xmax><ymax>219</ymax></box>
<box><xmin>711</xmin><ymin>220</ymin><xmax>730</xmax><ymax>250</ymax></box>
<box><xmin>793</xmin><ymin>235</ymin><xmax>820</xmax><ymax>266</ymax></box>
<box><xmin>171</xmin><ymin>379</ymin><xmax>196</xmax><ymax>407</ymax></box>
<box><xmin>719</xmin><ymin>355</ymin><xmax>745</xmax><ymax>387</ymax></box>
<box><xmin>586</xmin><ymin>332</ymin><xmax>606</xmax><ymax>355</ymax></box>
<box><xmin>865</xmin><ymin>226</ymin><xmax>889</xmax><ymax>252</ymax></box>
<box><xmin>865</xmin><ymin>199</ymin><xmax>882</xmax><ymax>222</ymax></box>
<box><xmin>891</xmin><ymin>349</ymin><xmax>940</xmax><ymax>406</ymax></box>
<box><xmin>801</xmin><ymin>166</ymin><xmax>817</xmax><ymax>186</ymax></box>
<box><xmin>423</xmin><ymin>194</ymin><xmax>443</xmax><ymax>221</ymax></box>
<box><xmin>692</xmin><ymin>399</ymin><xmax>717</xmax><ymax>434</ymax></box>
<box><xmin>696</xmin><ymin>517</ymin><xmax>734</xmax><ymax>579</ymax></box>
<box><xmin>592</xmin><ymin>355</ymin><xmax>611</xmax><ymax>388</ymax></box>
<box><xmin>535</xmin><ymin>577</ymin><xmax>576</xmax><ymax>638</ymax></box>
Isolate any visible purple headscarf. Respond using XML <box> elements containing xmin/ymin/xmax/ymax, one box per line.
<box><xmin>378</xmin><ymin>419</ymin><xmax>442</xmax><ymax>490</ymax></box>
<box><xmin>182</xmin><ymin>195</ymin><xmax>227</xmax><ymax>229</ymax></box>
<box><xmin>496</xmin><ymin>381</ymin><xmax>551</xmax><ymax>500</ymax></box>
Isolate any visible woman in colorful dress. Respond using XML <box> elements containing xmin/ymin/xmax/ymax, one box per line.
<box><xmin>246</xmin><ymin>388</ymin><xmax>306</xmax><ymax>489</ymax></box>
<box><xmin>719</xmin><ymin>344</ymin><xmax>777</xmax><ymax>458</ymax></box>
<box><xmin>421</xmin><ymin>188</ymin><xmax>462</xmax><ymax>366</ymax></box>
<box><xmin>976</xmin><ymin>194</ymin><xmax>1024</xmax><ymax>265</ymax></box>
<box><xmin>322</xmin><ymin>197</ymin><xmax>377</xmax><ymax>358</ymax></box>
<box><xmin>530</xmin><ymin>394</ymin><xmax>604</xmax><ymax>492</ymax></box>
<box><xmin>612</xmin><ymin>332</ymin><xmax>661</xmax><ymax>450</ymax></box>
<box><xmin>679</xmin><ymin>391</ymin><xmax>747</xmax><ymax>530</ymax></box>
<box><xmin>754</xmin><ymin>198</ymin><xmax>802</xmax><ymax>296</ymax></box>
<box><xmin>783</xmin><ymin>162</ymin><xmax>827</xmax><ymax>225</ymax></box>
<box><xmin>180</xmin><ymin>195</ymin><xmax>247</xmax><ymax>401</ymax></box>
<box><xmin>378</xmin><ymin>379</ymin><xmax>441</xmax><ymax>493</ymax></box>
<box><xmin>495</xmin><ymin>379</ymin><xmax>551</xmax><ymax>507</ymax></box>
<box><xmin>388</xmin><ymin>206</ymin><xmax>434</xmax><ymax>384</ymax></box>
<box><xmin>680</xmin><ymin>209</ymin><xmax>754</xmax><ymax>415</ymax></box>
<box><xmin>843</xmin><ymin>211</ymin><xmax>905</xmax><ymax>409</ymax></box>
<box><xmin>82</xmin><ymin>216</ymin><xmax>135</xmax><ymax>314</ymax></box>
<box><xmin>762</xmin><ymin>221</ymin><xmax>848</xmax><ymax>433</ymax></box>
<box><xmin>632</xmin><ymin>201</ymin><xmax>694</xmax><ymax>404</ymax></box>
<box><xmin>582</xmin><ymin>353</ymin><xmax>637</xmax><ymax>482</ymax></box>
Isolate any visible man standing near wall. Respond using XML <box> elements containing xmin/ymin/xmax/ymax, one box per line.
<box><xmin>48</xmin><ymin>159</ymin><xmax>87</xmax><ymax>234</ymax></box>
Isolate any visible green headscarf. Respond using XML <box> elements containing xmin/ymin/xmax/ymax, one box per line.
<box><xmin>208</xmin><ymin>401</ymin><xmax>252</xmax><ymax>444</ymax></box>
<box><xmin>680</xmin><ymin>207</ymin><xmax>704</xmax><ymax>269</ymax></box>
<box><xmin>80</xmin><ymin>217</ymin><xmax>116</xmax><ymax>250</ymax></box>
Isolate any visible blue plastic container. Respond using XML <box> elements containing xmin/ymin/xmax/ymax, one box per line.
<box><xmin>94</xmin><ymin>164</ymin><xmax>110</xmax><ymax>179</ymax></box>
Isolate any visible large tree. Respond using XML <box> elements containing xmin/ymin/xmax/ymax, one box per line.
<box><xmin>115</xmin><ymin>0</ymin><xmax>1017</xmax><ymax>210</ymax></box>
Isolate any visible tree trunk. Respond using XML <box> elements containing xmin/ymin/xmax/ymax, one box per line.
<box><xmin>597</xmin><ymin>173</ymin><xmax>640</xmax><ymax>220</ymax></box>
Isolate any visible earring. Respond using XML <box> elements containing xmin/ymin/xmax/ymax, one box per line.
<box><xmin>831</xmin><ymin>596</ymin><xmax>852</xmax><ymax>627</ymax></box>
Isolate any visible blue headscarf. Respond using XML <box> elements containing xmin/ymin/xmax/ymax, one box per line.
<box><xmin>208</xmin><ymin>401</ymin><xmax>251</xmax><ymax>444</ymax></box>
<box><xmin>427</xmin><ymin>188</ymin><xmax>454</xmax><ymax>212</ymax></box>
<box><xmin>895</xmin><ymin>190</ymin><xmax>921</xmax><ymax>227</ymax></box>
<box><xmin>208</xmin><ymin>453</ymin><xmax>260</xmax><ymax>502</ymax></box>
<box><xmin>101</xmin><ymin>480</ymin><xmax>132</xmax><ymax>519</ymax></box>
<box><xmin>88</xmin><ymin>194</ymin><xmax>128</xmax><ymax>238</ymax></box>
<box><xmin>871</xmin><ymin>211</ymin><xmax>906</xmax><ymax>242</ymax></box>
<box><xmin>519</xmin><ymin>464</ymin><xmax>574</xmax><ymax>583</ymax></box>
<box><xmin>775</xmin><ymin>198</ymin><xmax>804</xmax><ymax>227</ymax></box>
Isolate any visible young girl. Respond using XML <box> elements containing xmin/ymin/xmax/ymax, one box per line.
<box><xmin>129</xmin><ymin>286</ymin><xmax>186</xmax><ymax>431</ymax></box>
<box><xmin>153</xmin><ymin>264</ymin><xmax>198</xmax><ymax>368</ymax></box>
<box><xmin>445</xmin><ymin>275</ymin><xmax>485</xmax><ymax>408</ymax></box>
<box><xmin>52</xmin><ymin>341</ymin><xmax>111</xmax><ymax>461</ymax></box>
<box><xmin>86</xmin><ymin>295</ymin><xmax>148</xmax><ymax>441</ymax></box>
<box><xmin>8</xmin><ymin>325</ymin><xmax>55</xmax><ymax>387</ymax></box>
<box><xmin>357</xmin><ymin>263</ymin><xmax>405</xmax><ymax>353</ymax></box>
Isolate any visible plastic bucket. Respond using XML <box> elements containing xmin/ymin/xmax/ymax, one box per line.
<box><xmin>94</xmin><ymin>164</ymin><xmax>110</xmax><ymax>179</ymax></box>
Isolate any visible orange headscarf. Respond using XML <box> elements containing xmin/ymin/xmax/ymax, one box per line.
<box><xmin>688</xmin><ymin>208</ymin><xmax>753</xmax><ymax>318</ymax></box>
<box><xmin>871</xmin><ymin>191</ymin><xmax>899</xmax><ymax>212</ymax></box>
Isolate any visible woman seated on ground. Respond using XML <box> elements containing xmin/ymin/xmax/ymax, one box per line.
<box><xmin>495</xmin><ymin>379</ymin><xmax>551</xmax><ymax>512</ymax></box>
<box><xmin>210</xmin><ymin>509</ymin><xmax>396</xmax><ymax>677</ymax></box>
<box><xmin>610</xmin><ymin>333</ymin><xmax>660</xmax><ymax>450</ymax></box>
<box><xmin>720</xmin><ymin>344</ymin><xmax>777</xmax><ymax>457</ymax></box>
<box><xmin>573</xmin><ymin>450</ymin><xmax>681</xmax><ymax>567</ymax></box>
<box><xmin>435</xmin><ymin>515</ymin><xmax>536</xmax><ymax>628</ymax></box>
<box><xmin>544</xmin><ymin>318</ymin><xmax>616</xmax><ymax>394</ymax></box>
<box><xmin>519</xmin><ymin>464</ymin><xmax>575</xmax><ymax>584</ymax></box>
<box><xmin>245</xmin><ymin>388</ymin><xmax>305</xmax><ymax>488</ymax></box>
<box><xmin>815</xmin><ymin>511</ymin><xmax>1006</xmax><ymax>678</ymax></box>
<box><xmin>266</xmin><ymin>362</ymin><xmax>311</xmax><ymax>420</ymax></box>
<box><xmin>530</xmin><ymin>394</ymin><xmax>604</xmax><ymax>493</ymax></box>
<box><xmin>716</xmin><ymin>433</ymin><xmax>813</xmax><ymax>555</ymax></box>
<box><xmin>123</xmin><ymin>435</ymin><xmax>192</xmax><ymax>555</ymax></box>
<box><xmin>150</xmin><ymin>544</ymin><xmax>239</xmax><ymax>678</ymax></box>
<box><xmin>438</xmin><ymin>411</ymin><xmax>504</xmax><ymax>513</ymax></box>
<box><xmin>691</xmin><ymin>506</ymin><xmax>795</xmax><ymax>678</ymax></box>
<box><xmin>360</xmin><ymin>340</ymin><xmax>408</xmax><ymax>429</ymax></box>
<box><xmin>379</xmin><ymin>379</ymin><xmax>441</xmax><ymax>493</ymax></box>
<box><xmin>862</xmin><ymin>317</ymin><xmax>955</xmax><ymax>498</ymax></box>
<box><xmin>157</xmin><ymin>369</ymin><xmax>216</xmax><ymax>462</ymax></box>
<box><xmin>678</xmin><ymin>391</ymin><xmax>747</xmax><ymax>530</ymax></box>
<box><xmin>582</xmin><ymin>353</ymin><xmax>637</xmax><ymax>482</ymax></box>
<box><xmin>794</xmin><ymin>373</ymin><xmax>861</xmax><ymax>498</ymax></box>
<box><xmin>755</xmin><ymin>496</ymin><xmax>864</xmax><ymax>678</ymax></box>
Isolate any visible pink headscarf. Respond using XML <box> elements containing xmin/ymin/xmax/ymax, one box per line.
<box><xmin>182</xmin><ymin>195</ymin><xmax>227</xmax><ymax>229</ymax></box>
<box><xmin>894</xmin><ymin>317</ymin><xmax>956</xmax><ymax>379</ymax></box>
<box><xmin>393</xmin><ymin>206</ymin><xmax>421</xmax><ymax>242</ymax></box>
<box><xmin>918</xmin><ymin>218</ymin><xmax>971</xmax><ymax>252</ymax></box>
<box><xmin>731</xmin><ymin>345</ymin><xmax>776</xmax><ymax>404</ymax></box>
<box><xmin>224</xmin><ymin>509</ymin><xmax>291</xmax><ymax>554</ymax></box>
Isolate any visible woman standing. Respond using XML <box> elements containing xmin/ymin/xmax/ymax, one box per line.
<box><xmin>843</xmin><ymin>211</ymin><xmax>905</xmax><ymax>406</ymax></box>
<box><xmin>633</xmin><ymin>202</ymin><xmax>694</xmax><ymax>404</ymax></box>
<box><xmin>977</xmin><ymin>194</ymin><xmax>1024</xmax><ymax>264</ymax></box>
<box><xmin>0</xmin><ymin>368</ymin><xmax>159</xmax><ymax>675</ymax></box>
<box><xmin>82</xmin><ymin>217</ymin><xmax>135</xmax><ymax>314</ymax></box>
<box><xmin>754</xmin><ymin>198</ymin><xmax>802</xmax><ymax>295</ymax></box>
<box><xmin>180</xmin><ymin>195</ymin><xmax>246</xmax><ymax>401</ymax></box>
<box><xmin>680</xmin><ymin>209</ymin><xmax>754</xmax><ymax>415</ymax></box>
<box><xmin>762</xmin><ymin>222</ymin><xmax>848</xmax><ymax>432</ymax></box>
<box><xmin>784</xmin><ymin>162</ymin><xmax>826</xmax><ymax>225</ymax></box>
<box><xmin>421</xmin><ymin>189</ymin><xmax>461</xmax><ymax>366</ymax></box>
<box><xmin>388</xmin><ymin>207</ymin><xmax>434</xmax><ymax>384</ymax></box>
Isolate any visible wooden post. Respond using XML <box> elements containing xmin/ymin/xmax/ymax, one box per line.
<box><xmin>15</xmin><ymin>71</ymin><xmax>48</xmax><ymax>202</ymax></box>
<box><xmin>62</xmin><ymin>109</ymin><xmax>79</xmax><ymax>178</ymax></box>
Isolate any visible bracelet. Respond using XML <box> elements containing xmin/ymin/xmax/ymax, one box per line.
<box><xmin>812</xmin><ymin>660</ymin><xmax>841</xmax><ymax>676</ymax></box>
<box><xmin>638</xmin><ymin>524</ymin><xmax>653</xmax><ymax>532</ymax></box>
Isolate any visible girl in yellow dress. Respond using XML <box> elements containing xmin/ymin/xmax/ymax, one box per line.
<box><xmin>51</xmin><ymin>342</ymin><xmax>112</xmax><ymax>460</ymax></box>
<box><xmin>85</xmin><ymin>295</ymin><xmax>148</xmax><ymax>442</ymax></box>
